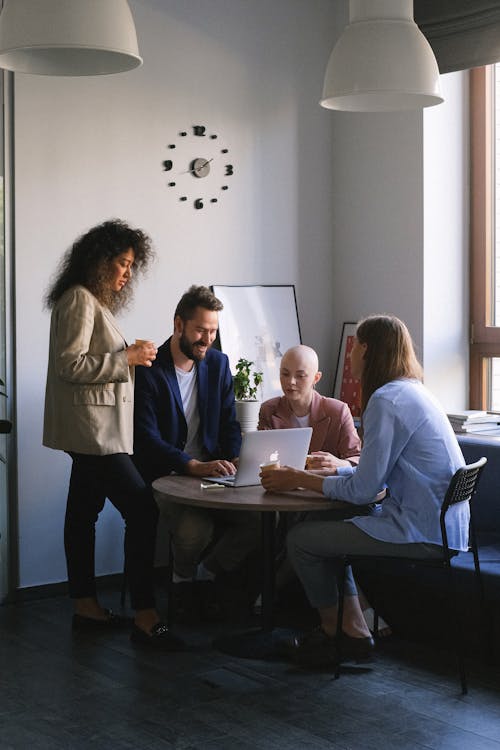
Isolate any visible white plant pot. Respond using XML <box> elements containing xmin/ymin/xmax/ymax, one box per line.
<box><xmin>235</xmin><ymin>399</ymin><xmax>260</xmax><ymax>433</ymax></box>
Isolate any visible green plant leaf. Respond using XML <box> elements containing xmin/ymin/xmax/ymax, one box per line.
<box><xmin>233</xmin><ymin>357</ymin><xmax>263</xmax><ymax>400</ymax></box>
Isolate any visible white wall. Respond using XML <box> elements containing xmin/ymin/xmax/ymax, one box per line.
<box><xmin>329</xmin><ymin>110</ymin><xmax>424</xmax><ymax>357</ymax></box>
<box><xmin>14</xmin><ymin>0</ymin><xmax>343</xmax><ymax>588</ymax></box>
<box><xmin>329</xmin><ymin>74</ymin><xmax>468</xmax><ymax>406</ymax></box>
<box><xmin>423</xmin><ymin>72</ymin><xmax>469</xmax><ymax>411</ymax></box>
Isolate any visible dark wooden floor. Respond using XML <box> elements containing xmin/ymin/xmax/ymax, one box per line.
<box><xmin>1</xmin><ymin>582</ymin><xmax>500</xmax><ymax>750</ymax></box>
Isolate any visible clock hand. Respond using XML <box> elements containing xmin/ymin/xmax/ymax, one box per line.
<box><xmin>182</xmin><ymin>158</ymin><xmax>214</xmax><ymax>175</ymax></box>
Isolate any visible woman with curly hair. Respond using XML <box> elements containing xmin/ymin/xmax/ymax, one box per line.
<box><xmin>43</xmin><ymin>219</ymin><xmax>184</xmax><ymax>651</ymax></box>
<box><xmin>261</xmin><ymin>315</ymin><xmax>465</xmax><ymax>667</ymax></box>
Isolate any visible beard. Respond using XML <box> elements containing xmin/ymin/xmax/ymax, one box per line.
<box><xmin>179</xmin><ymin>331</ymin><xmax>208</xmax><ymax>362</ymax></box>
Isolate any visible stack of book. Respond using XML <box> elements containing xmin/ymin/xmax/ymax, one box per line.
<box><xmin>447</xmin><ymin>410</ymin><xmax>500</xmax><ymax>434</ymax></box>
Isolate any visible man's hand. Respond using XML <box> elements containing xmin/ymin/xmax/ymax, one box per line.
<box><xmin>186</xmin><ymin>458</ymin><xmax>237</xmax><ymax>477</ymax></box>
<box><xmin>306</xmin><ymin>451</ymin><xmax>351</xmax><ymax>470</ymax></box>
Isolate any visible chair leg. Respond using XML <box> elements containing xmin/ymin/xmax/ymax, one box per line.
<box><xmin>335</xmin><ymin>557</ymin><xmax>347</xmax><ymax>680</ymax></box>
<box><xmin>166</xmin><ymin>534</ymin><xmax>174</xmax><ymax>627</ymax></box>
<box><xmin>471</xmin><ymin>541</ymin><xmax>493</xmax><ymax>664</ymax></box>
<box><xmin>447</xmin><ymin>565</ymin><xmax>467</xmax><ymax>695</ymax></box>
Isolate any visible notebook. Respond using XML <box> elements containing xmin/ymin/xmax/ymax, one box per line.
<box><xmin>203</xmin><ymin>427</ymin><xmax>313</xmax><ymax>487</ymax></box>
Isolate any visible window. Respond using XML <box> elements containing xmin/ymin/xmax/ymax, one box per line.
<box><xmin>470</xmin><ymin>65</ymin><xmax>500</xmax><ymax>409</ymax></box>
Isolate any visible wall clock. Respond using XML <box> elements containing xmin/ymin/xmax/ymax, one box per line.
<box><xmin>162</xmin><ymin>125</ymin><xmax>234</xmax><ymax>209</ymax></box>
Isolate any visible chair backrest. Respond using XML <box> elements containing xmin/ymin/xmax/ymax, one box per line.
<box><xmin>440</xmin><ymin>456</ymin><xmax>487</xmax><ymax>556</ymax></box>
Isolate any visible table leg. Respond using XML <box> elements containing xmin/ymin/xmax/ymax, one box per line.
<box><xmin>212</xmin><ymin>510</ymin><xmax>300</xmax><ymax>659</ymax></box>
<box><xmin>260</xmin><ymin>510</ymin><xmax>275</xmax><ymax>631</ymax></box>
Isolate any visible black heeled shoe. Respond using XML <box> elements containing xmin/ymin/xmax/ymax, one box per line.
<box><xmin>338</xmin><ymin>632</ymin><xmax>375</xmax><ymax>662</ymax></box>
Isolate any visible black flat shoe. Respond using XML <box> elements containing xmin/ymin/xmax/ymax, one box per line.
<box><xmin>72</xmin><ymin>608</ymin><xmax>133</xmax><ymax>631</ymax></box>
<box><xmin>130</xmin><ymin>622</ymin><xmax>186</xmax><ymax>651</ymax></box>
<box><xmin>338</xmin><ymin>633</ymin><xmax>375</xmax><ymax>662</ymax></box>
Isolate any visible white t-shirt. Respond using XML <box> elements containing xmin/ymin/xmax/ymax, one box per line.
<box><xmin>292</xmin><ymin>413</ymin><xmax>310</xmax><ymax>428</ymax></box>
<box><xmin>175</xmin><ymin>365</ymin><xmax>208</xmax><ymax>461</ymax></box>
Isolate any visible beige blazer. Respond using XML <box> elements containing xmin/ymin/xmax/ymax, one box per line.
<box><xmin>43</xmin><ymin>285</ymin><xmax>134</xmax><ymax>455</ymax></box>
<box><xmin>258</xmin><ymin>389</ymin><xmax>361</xmax><ymax>465</ymax></box>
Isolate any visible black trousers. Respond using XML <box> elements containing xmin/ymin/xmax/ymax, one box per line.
<box><xmin>64</xmin><ymin>453</ymin><xmax>159</xmax><ymax>611</ymax></box>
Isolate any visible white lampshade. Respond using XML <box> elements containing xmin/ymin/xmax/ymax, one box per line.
<box><xmin>321</xmin><ymin>0</ymin><xmax>443</xmax><ymax>112</ymax></box>
<box><xmin>0</xmin><ymin>0</ymin><xmax>142</xmax><ymax>76</ymax></box>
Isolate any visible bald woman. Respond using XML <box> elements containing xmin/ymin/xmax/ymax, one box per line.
<box><xmin>258</xmin><ymin>345</ymin><xmax>361</xmax><ymax>470</ymax></box>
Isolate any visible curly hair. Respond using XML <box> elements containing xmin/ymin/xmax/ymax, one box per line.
<box><xmin>174</xmin><ymin>285</ymin><xmax>223</xmax><ymax>322</ymax></box>
<box><xmin>356</xmin><ymin>314</ymin><xmax>423</xmax><ymax>414</ymax></box>
<box><xmin>45</xmin><ymin>219</ymin><xmax>154</xmax><ymax>313</ymax></box>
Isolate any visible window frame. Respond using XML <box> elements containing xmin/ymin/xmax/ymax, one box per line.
<box><xmin>470</xmin><ymin>65</ymin><xmax>500</xmax><ymax>408</ymax></box>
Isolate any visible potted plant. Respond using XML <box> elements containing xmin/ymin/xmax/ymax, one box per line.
<box><xmin>0</xmin><ymin>378</ymin><xmax>11</xmax><ymax>434</ymax></box>
<box><xmin>233</xmin><ymin>358</ymin><xmax>263</xmax><ymax>433</ymax></box>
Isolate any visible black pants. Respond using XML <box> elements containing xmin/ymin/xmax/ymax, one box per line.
<box><xmin>64</xmin><ymin>453</ymin><xmax>159</xmax><ymax>611</ymax></box>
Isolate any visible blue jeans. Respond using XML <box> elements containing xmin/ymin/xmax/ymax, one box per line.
<box><xmin>287</xmin><ymin>515</ymin><xmax>442</xmax><ymax>609</ymax></box>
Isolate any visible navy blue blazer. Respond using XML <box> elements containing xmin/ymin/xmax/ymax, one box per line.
<box><xmin>133</xmin><ymin>337</ymin><xmax>241</xmax><ymax>483</ymax></box>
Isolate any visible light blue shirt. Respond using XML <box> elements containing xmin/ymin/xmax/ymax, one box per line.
<box><xmin>322</xmin><ymin>379</ymin><xmax>469</xmax><ymax>551</ymax></box>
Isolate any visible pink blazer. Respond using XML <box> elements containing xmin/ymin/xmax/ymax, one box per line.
<box><xmin>258</xmin><ymin>390</ymin><xmax>360</xmax><ymax>465</ymax></box>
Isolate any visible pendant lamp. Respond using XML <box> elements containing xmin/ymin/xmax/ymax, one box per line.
<box><xmin>0</xmin><ymin>0</ymin><xmax>142</xmax><ymax>76</ymax></box>
<box><xmin>321</xmin><ymin>0</ymin><xmax>443</xmax><ymax>112</ymax></box>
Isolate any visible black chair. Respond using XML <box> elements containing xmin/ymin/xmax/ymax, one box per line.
<box><xmin>335</xmin><ymin>457</ymin><xmax>488</xmax><ymax>694</ymax></box>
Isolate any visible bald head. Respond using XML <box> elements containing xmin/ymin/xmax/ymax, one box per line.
<box><xmin>281</xmin><ymin>345</ymin><xmax>319</xmax><ymax>373</ymax></box>
<box><xmin>279</xmin><ymin>345</ymin><xmax>322</xmax><ymax>413</ymax></box>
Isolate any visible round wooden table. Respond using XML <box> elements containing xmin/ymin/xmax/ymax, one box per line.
<box><xmin>152</xmin><ymin>474</ymin><xmax>341</xmax><ymax>657</ymax></box>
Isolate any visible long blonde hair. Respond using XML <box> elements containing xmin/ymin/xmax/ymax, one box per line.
<box><xmin>356</xmin><ymin>315</ymin><xmax>422</xmax><ymax>415</ymax></box>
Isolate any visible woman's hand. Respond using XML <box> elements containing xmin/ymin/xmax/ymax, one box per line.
<box><xmin>126</xmin><ymin>341</ymin><xmax>157</xmax><ymax>367</ymax></box>
<box><xmin>260</xmin><ymin>466</ymin><xmax>327</xmax><ymax>494</ymax></box>
<box><xmin>259</xmin><ymin>466</ymin><xmax>314</xmax><ymax>492</ymax></box>
<box><xmin>306</xmin><ymin>451</ymin><xmax>351</xmax><ymax>471</ymax></box>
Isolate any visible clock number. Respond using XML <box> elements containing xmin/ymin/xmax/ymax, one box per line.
<box><xmin>162</xmin><ymin>160</ymin><xmax>173</xmax><ymax>171</ymax></box>
<box><xmin>194</xmin><ymin>198</ymin><xmax>204</xmax><ymax>209</ymax></box>
<box><xmin>225</xmin><ymin>164</ymin><xmax>234</xmax><ymax>176</ymax></box>
<box><xmin>193</xmin><ymin>125</ymin><xmax>206</xmax><ymax>136</ymax></box>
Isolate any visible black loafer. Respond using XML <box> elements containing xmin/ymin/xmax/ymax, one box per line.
<box><xmin>338</xmin><ymin>633</ymin><xmax>375</xmax><ymax>662</ymax></box>
<box><xmin>72</xmin><ymin>608</ymin><xmax>133</xmax><ymax>631</ymax></box>
<box><xmin>130</xmin><ymin>622</ymin><xmax>186</xmax><ymax>651</ymax></box>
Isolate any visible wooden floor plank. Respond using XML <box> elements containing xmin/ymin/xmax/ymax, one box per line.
<box><xmin>1</xmin><ymin>587</ymin><xmax>500</xmax><ymax>750</ymax></box>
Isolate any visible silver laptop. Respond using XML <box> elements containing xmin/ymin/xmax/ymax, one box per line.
<box><xmin>203</xmin><ymin>427</ymin><xmax>312</xmax><ymax>487</ymax></box>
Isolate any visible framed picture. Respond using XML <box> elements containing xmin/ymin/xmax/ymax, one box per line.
<box><xmin>211</xmin><ymin>284</ymin><xmax>301</xmax><ymax>401</ymax></box>
<box><xmin>334</xmin><ymin>322</ymin><xmax>361</xmax><ymax>418</ymax></box>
